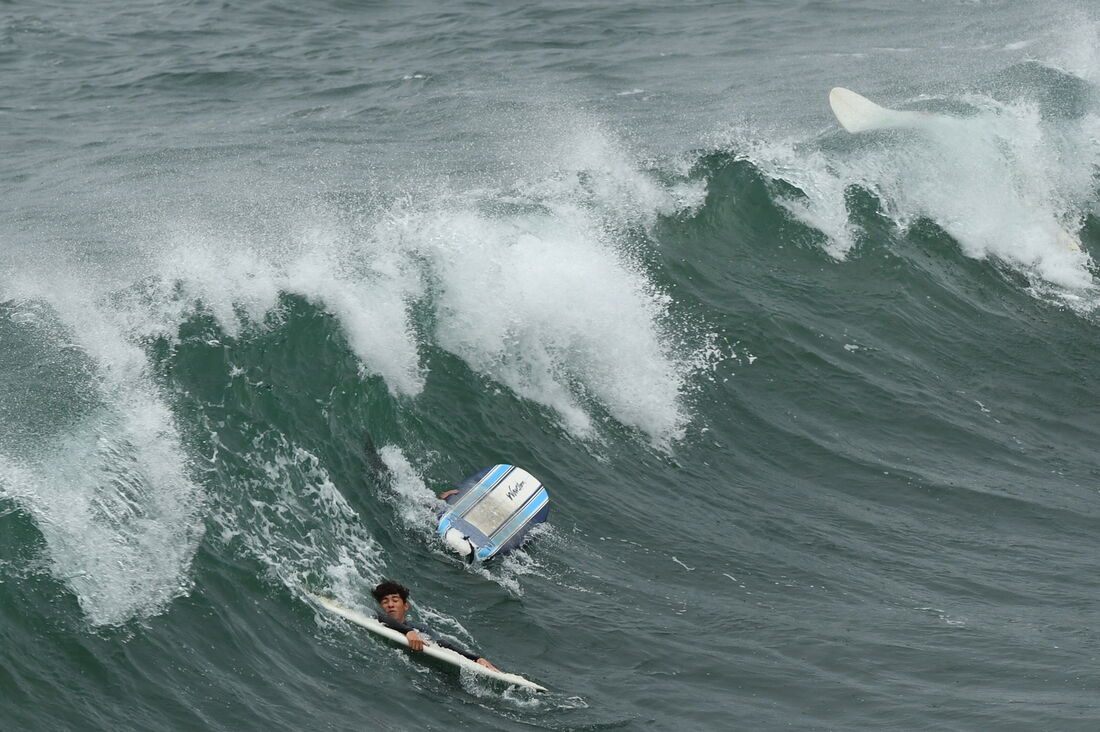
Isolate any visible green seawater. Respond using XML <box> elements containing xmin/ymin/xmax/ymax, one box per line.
<box><xmin>2</xmin><ymin>1</ymin><xmax>1099</xmax><ymax>729</ymax></box>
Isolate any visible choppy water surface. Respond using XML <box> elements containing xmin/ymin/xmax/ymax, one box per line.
<box><xmin>2</xmin><ymin>1</ymin><xmax>1099</xmax><ymax>729</ymax></box>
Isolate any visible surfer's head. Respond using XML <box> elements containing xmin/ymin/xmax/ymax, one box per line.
<box><xmin>372</xmin><ymin>580</ymin><xmax>411</xmax><ymax>622</ymax></box>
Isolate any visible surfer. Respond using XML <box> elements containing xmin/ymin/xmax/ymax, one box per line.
<box><xmin>372</xmin><ymin>580</ymin><xmax>500</xmax><ymax>671</ymax></box>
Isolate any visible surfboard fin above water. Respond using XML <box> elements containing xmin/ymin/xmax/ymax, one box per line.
<box><xmin>828</xmin><ymin>87</ymin><xmax>933</xmax><ymax>133</ymax></box>
<box><xmin>828</xmin><ymin>87</ymin><xmax>1084</xmax><ymax>253</ymax></box>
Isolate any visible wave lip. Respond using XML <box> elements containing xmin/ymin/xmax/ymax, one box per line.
<box><xmin>738</xmin><ymin>76</ymin><xmax>1099</xmax><ymax>298</ymax></box>
<box><xmin>0</xmin><ymin>296</ymin><xmax>204</xmax><ymax>626</ymax></box>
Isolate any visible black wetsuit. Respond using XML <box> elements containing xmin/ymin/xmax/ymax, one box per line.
<box><xmin>374</xmin><ymin>612</ymin><xmax>482</xmax><ymax>661</ymax></box>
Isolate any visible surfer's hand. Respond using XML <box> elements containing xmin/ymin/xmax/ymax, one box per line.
<box><xmin>476</xmin><ymin>658</ymin><xmax>499</xmax><ymax>671</ymax></box>
<box><xmin>406</xmin><ymin>630</ymin><xmax>425</xmax><ymax>651</ymax></box>
<box><xmin>438</xmin><ymin>489</ymin><xmax>459</xmax><ymax>500</ymax></box>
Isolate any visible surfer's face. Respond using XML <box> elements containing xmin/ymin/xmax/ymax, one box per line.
<box><xmin>378</xmin><ymin>593</ymin><xmax>410</xmax><ymax>622</ymax></box>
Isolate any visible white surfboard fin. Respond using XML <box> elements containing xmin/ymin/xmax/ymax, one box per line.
<box><xmin>829</xmin><ymin>87</ymin><xmax>933</xmax><ymax>133</ymax></box>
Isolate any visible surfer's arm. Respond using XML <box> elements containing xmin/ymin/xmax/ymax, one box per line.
<box><xmin>374</xmin><ymin>612</ymin><xmax>497</xmax><ymax>668</ymax></box>
<box><xmin>432</xmin><ymin>637</ymin><xmax>478</xmax><ymax>660</ymax></box>
<box><xmin>432</xmin><ymin>638</ymin><xmax>498</xmax><ymax>670</ymax></box>
<box><xmin>374</xmin><ymin>612</ymin><xmax>428</xmax><ymax>651</ymax></box>
<box><xmin>438</xmin><ymin>489</ymin><xmax>459</xmax><ymax>501</ymax></box>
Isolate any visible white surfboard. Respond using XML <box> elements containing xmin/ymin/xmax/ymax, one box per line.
<box><xmin>308</xmin><ymin>593</ymin><xmax>547</xmax><ymax>692</ymax></box>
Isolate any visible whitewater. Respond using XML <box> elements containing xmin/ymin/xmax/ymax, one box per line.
<box><xmin>1</xmin><ymin>1</ymin><xmax>1098</xmax><ymax>729</ymax></box>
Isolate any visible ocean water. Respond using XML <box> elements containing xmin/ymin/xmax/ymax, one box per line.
<box><xmin>2</xmin><ymin>0</ymin><xmax>1099</xmax><ymax>729</ymax></box>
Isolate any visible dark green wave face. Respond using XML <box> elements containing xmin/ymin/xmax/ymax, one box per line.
<box><xmin>2</xmin><ymin>1</ymin><xmax>1099</xmax><ymax>729</ymax></box>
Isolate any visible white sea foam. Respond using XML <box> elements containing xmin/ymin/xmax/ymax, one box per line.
<box><xmin>377</xmin><ymin>444</ymin><xmax>442</xmax><ymax>534</ymax></box>
<box><xmin>1045</xmin><ymin>11</ymin><xmax>1100</xmax><ymax>85</ymax></box>
<box><xmin>126</xmin><ymin>120</ymin><xmax>700</xmax><ymax>445</ymax></box>
<box><xmin>735</xmin><ymin>138</ymin><xmax>859</xmax><ymax>258</ymax></box>
<box><xmin>0</xmin><ymin>285</ymin><xmax>203</xmax><ymax>626</ymax></box>
<box><xmin>144</xmin><ymin>222</ymin><xmax>427</xmax><ymax>397</ymax></box>
<box><xmin>377</xmin><ymin>204</ymin><xmax>689</xmax><ymax>442</ymax></box>
<box><xmin>205</xmin><ymin>428</ymin><xmax>385</xmax><ymax>603</ymax></box>
<box><xmin>735</xmin><ymin>81</ymin><xmax>1100</xmax><ymax>298</ymax></box>
<box><xmin>0</xmin><ymin>108</ymin><xmax>705</xmax><ymax>623</ymax></box>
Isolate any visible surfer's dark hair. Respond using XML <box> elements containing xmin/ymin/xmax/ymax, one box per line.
<box><xmin>372</xmin><ymin>580</ymin><xmax>409</xmax><ymax>602</ymax></box>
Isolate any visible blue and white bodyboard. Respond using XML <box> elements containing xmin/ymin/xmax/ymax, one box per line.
<box><xmin>438</xmin><ymin>465</ymin><xmax>549</xmax><ymax>562</ymax></box>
